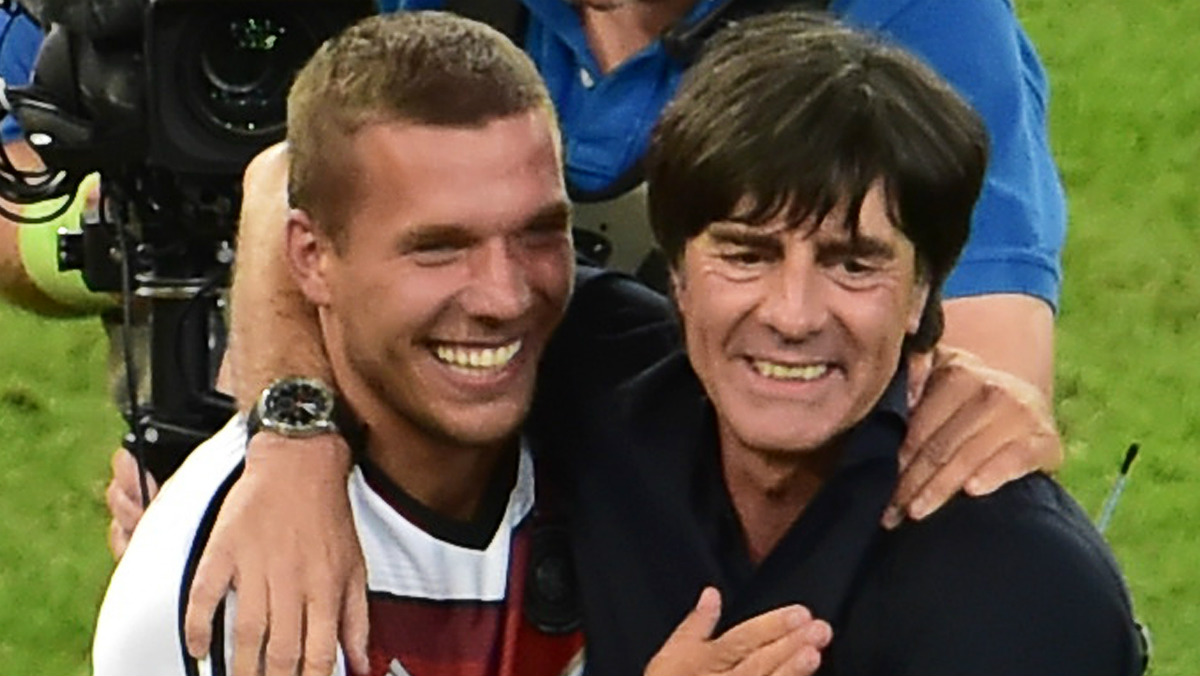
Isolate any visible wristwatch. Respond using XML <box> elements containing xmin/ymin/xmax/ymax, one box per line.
<box><xmin>248</xmin><ymin>376</ymin><xmax>341</xmax><ymax>438</ymax></box>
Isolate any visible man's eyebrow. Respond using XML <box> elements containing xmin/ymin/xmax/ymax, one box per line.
<box><xmin>705</xmin><ymin>221</ymin><xmax>785</xmax><ymax>247</ymax></box>
<box><xmin>818</xmin><ymin>233</ymin><xmax>897</xmax><ymax>259</ymax></box>
<box><xmin>396</xmin><ymin>201</ymin><xmax>571</xmax><ymax>251</ymax></box>
<box><xmin>396</xmin><ymin>223</ymin><xmax>477</xmax><ymax>251</ymax></box>
<box><xmin>522</xmin><ymin>200</ymin><xmax>572</xmax><ymax>232</ymax></box>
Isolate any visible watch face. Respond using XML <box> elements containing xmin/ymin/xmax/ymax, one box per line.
<box><xmin>264</xmin><ymin>378</ymin><xmax>334</xmax><ymax>429</ymax></box>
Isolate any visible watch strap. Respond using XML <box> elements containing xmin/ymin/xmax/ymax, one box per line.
<box><xmin>245</xmin><ymin>390</ymin><xmax>366</xmax><ymax>456</ymax></box>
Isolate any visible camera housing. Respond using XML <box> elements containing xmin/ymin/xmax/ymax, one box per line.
<box><xmin>1</xmin><ymin>0</ymin><xmax>373</xmax><ymax>481</ymax></box>
<box><xmin>8</xmin><ymin>0</ymin><xmax>372</xmax><ymax>178</ymax></box>
<box><xmin>145</xmin><ymin>0</ymin><xmax>372</xmax><ymax>176</ymax></box>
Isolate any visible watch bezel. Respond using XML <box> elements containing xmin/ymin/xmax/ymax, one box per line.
<box><xmin>254</xmin><ymin>377</ymin><xmax>340</xmax><ymax>438</ymax></box>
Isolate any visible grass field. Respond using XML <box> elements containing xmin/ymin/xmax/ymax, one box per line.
<box><xmin>2</xmin><ymin>1</ymin><xmax>1198</xmax><ymax>674</ymax></box>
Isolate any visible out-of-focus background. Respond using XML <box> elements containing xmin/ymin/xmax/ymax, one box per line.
<box><xmin>1</xmin><ymin>0</ymin><xmax>1197</xmax><ymax>673</ymax></box>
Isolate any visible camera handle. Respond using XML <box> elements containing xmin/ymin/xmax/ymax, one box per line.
<box><xmin>58</xmin><ymin>182</ymin><xmax>237</xmax><ymax>485</ymax></box>
<box><xmin>128</xmin><ymin>268</ymin><xmax>235</xmax><ymax>484</ymax></box>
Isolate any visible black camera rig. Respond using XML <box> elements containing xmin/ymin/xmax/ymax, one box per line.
<box><xmin>1</xmin><ymin>0</ymin><xmax>372</xmax><ymax>483</ymax></box>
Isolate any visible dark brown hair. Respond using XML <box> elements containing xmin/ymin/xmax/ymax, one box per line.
<box><xmin>648</xmin><ymin>12</ymin><xmax>988</xmax><ymax>351</ymax></box>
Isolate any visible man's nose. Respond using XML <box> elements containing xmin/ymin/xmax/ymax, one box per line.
<box><xmin>757</xmin><ymin>258</ymin><xmax>829</xmax><ymax>341</ymax></box>
<box><xmin>461</xmin><ymin>238</ymin><xmax>533</xmax><ymax>321</ymax></box>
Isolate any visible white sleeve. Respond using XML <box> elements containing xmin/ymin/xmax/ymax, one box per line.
<box><xmin>92</xmin><ymin>417</ymin><xmax>249</xmax><ymax>676</ymax></box>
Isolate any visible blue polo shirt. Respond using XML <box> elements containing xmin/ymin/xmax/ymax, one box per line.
<box><xmin>0</xmin><ymin>8</ymin><xmax>41</xmax><ymax>144</ymax></box>
<box><xmin>2</xmin><ymin>0</ymin><xmax>1065</xmax><ymax>305</ymax></box>
<box><xmin>384</xmin><ymin>0</ymin><xmax>1064</xmax><ymax>306</ymax></box>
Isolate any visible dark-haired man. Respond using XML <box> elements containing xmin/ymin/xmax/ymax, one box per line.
<box><xmin>542</xmin><ymin>14</ymin><xmax>1141</xmax><ymax>675</ymax></box>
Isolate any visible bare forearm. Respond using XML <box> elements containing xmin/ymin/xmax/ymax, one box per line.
<box><xmin>940</xmin><ymin>294</ymin><xmax>1055</xmax><ymax>398</ymax></box>
<box><xmin>225</xmin><ymin>144</ymin><xmax>333</xmax><ymax>408</ymax></box>
<box><xmin>0</xmin><ymin>213</ymin><xmax>58</xmax><ymax>311</ymax></box>
<box><xmin>0</xmin><ymin>141</ymin><xmax>82</xmax><ymax>315</ymax></box>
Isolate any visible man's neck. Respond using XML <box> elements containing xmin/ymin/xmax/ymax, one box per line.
<box><xmin>361</xmin><ymin>407</ymin><xmax>516</xmax><ymax>523</ymax></box>
<box><xmin>719</xmin><ymin>429</ymin><xmax>841</xmax><ymax>564</ymax></box>
<box><xmin>578</xmin><ymin>0</ymin><xmax>699</xmax><ymax>72</ymax></box>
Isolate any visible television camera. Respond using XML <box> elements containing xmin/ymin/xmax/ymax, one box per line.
<box><xmin>0</xmin><ymin>0</ymin><xmax>372</xmax><ymax>483</ymax></box>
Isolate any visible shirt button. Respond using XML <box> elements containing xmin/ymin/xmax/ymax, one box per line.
<box><xmin>580</xmin><ymin>68</ymin><xmax>595</xmax><ymax>88</ymax></box>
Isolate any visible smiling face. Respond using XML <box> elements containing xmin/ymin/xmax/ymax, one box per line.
<box><xmin>292</xmin><ymin>110</ymin><xmax>572</xmax><ymax>451</ymax></box>
<box><xmin>673</xmin><ymin>185</ymin><xmax>929</xmax><ymax>461</ymax></box>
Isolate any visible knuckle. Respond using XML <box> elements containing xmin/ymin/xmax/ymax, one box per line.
<box><xmin>302</xmin><ymin>652</ymin><xmax>337</xmax><ymax>676</ymax></box>
<box><xmin>264</xmin><ymin>648</ymin><xmax>299</xmax><ymax>673</ymax></box>
<box><xmin>915</xmin><ymin>440</ymin><xmax>952</xmax><ymax>468</ymax></box>
<box><xmin>233</xmin><ymin>615</ymin><xmax>267</xmax><ymax>645</ymax></box>
<box><xmin>977</xmin><ymin>379</ymin><xmax>1006</xmax><ymax>405</ymax></box>
<box><xmin>718</xmin><ymin>635</ymin><xmax>752</xmax><ymax>662</ymax></box>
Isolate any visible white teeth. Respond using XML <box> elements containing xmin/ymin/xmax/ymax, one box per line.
<box><xmin>434</xmin><ymin>340</ymin><xmax>522</xmax><ymax>371</ymax></box>
<box><xmin>751</xmin><ymin>359</ymin><xmax>829</xmax><ymax>381</ymax></box>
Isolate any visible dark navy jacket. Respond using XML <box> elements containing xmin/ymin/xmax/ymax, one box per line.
<box><xmin>530</xmin><ymin>268</ymin><xmax>1143</xmax><ymax>676</ymax></box>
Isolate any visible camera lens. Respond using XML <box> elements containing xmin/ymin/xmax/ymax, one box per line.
<box><xmin>200</xmin><ymin>18</ymin><xmax>283</xmax><ymax>95</ymax></box>
<box><xmin>184</xmin><ymin>11</ymin><xmax>319</xmax><ymax>137</ymax></box>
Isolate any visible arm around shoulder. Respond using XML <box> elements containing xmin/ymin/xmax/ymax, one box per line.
<box><xmin>225</xmin><ymin>143</ymin><xmax>333</xmax><ymax>408</ymax></box>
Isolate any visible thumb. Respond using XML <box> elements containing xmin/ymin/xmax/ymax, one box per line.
<box><xmin>665</xmin><ymin>586</ymin><xmax>722</xmax><ymax>647</ymax></box>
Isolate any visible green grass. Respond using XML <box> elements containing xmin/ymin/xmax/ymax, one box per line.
<box><xmin>2</xmin><ymin>1</ymin><xmax>1199</xmax><ymax>673</ymax></box>
<box><xmin>0</xmin><ymin>311</ymin><xmax>121</xmax><ymax>675</ymax></box>
<box><xmin>1021</xmin><ymin>1</ymin><xmax>1200</xmax><ymax>673</ymax></box>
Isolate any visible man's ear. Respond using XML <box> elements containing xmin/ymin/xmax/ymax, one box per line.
<box><xmin>907</xmin><ymin>280</ymin><xmax>931</xmax><ymax>334</ymax></box>
<box><xmin>669</xmin><ymin>265</ymin><xmax>683</xmax><ymax>298</ymax></box>
<box><xmin>285</xmin><ymin>208</ymin><xmax>334</xmax><ymax>306</ymax></box>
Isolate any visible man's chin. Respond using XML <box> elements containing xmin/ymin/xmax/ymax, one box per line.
<box><xmin>566</xmin><ymin>0</ymin><xmax>644</xmax><ymax>10</ymax></box>
<box><xmin>426</xmin><ymin>402</ymin><xmax>531</xmax><ymax>450</ymax></box>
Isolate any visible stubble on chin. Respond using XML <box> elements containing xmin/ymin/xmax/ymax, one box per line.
<box><xmin>565</xmin><ymin>0</ymin><xmax>645</xmax><ymax>10</ymax></box>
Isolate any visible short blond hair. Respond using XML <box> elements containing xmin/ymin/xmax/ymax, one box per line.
<box><xmin>287</xmin><ymin>11</ymin><xmax>553</xmax><ymax>234</ymax></box>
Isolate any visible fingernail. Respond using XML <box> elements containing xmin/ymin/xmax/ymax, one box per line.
<box><xmin>909</xmin><ymin>497</ymin><xmax>931</xmax><ymax>521</ymax></box>
<box><xmin>965</xmin><ymin>477</ymin><xmax>985</xmax><ymax>495</ymax></box>
<box><xmin>881</xmin><ymin>505</ymin><xmax>903</xmax><ymax>529</ymax></box>
<box><xmin>786</xmin><ymin>607</ymin><xmax>806</xmax><ymax>629</ymax></box>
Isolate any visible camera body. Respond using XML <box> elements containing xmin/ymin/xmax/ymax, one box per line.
<box><xmin>145</xmin><ymin>0</ymin><xmax>371</xmax><ymax>176</ymax></box>
<box><xmin>10</xmin><ymin>0</ymin><xmax>372</xmax><ymax>178</ymax></box>
<box><xmin>2</xmin><ymin>0</ymin><xmax>372</xmax><ymax>481</ymax></box>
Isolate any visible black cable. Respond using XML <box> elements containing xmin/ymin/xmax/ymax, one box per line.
<box><xmin>108</xmin><ymin>188</ymin><xmax>151</xmax><ymax>508</ymax></box>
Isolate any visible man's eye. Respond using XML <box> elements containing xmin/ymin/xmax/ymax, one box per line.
<box><xmin>409</xmin><ymin>242</ymin><xmax>466</xmax><ymax>265</ymax></box>
<box><xmin>827</xmin><ymin>256</ymin><xmax>885</xmax><ymax>288</ymax></box>
<box><xmin>840</xmin><ymin>258</ymin><xmax>875</xmax><ymax>275</ymax></box>
<box><xmin>719</xmin><ymin>248</ymin><xmax>769</xmax><ymax>267</ymax></box>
